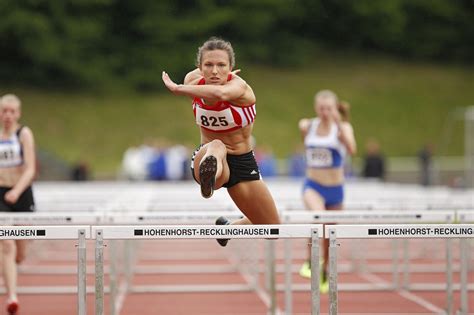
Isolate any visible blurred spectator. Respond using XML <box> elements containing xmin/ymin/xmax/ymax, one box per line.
<box><xmin>148</xmin><ymin>144</ymin><xmax>189</xmax><ymax>181</ymax></box>
<box><xmin>121</xmin><ymin>139</ymin><xmax>190</xmax><ymax>181</ymax></box>
<box><xmin>164</xmin><ymin>145</ymin><xmax>189</xmax><ymax>180</ymax></box>
<box><xmin>288</xmin><ymin>146</ymin><xmax>305</xmax><ymax>178</ymax></box>
<box><xmin>362</xmin><ymin>138</ymin><xmax>385</xmax><ymax>180</ymax></box>
<box><xmin>418</xmin><ymin>143</ymin><xmax>434</xmax><ymax>186</ymax></box>
<box><xmin>71</xmin><ymin>161</ymin><xmax>90</xmax><ymax>181</ymax></box>
<box><xmin>121</xmin><ymin>140</ymin><xmax>157</xmax><ymax>180</ymax></box>
<box><xmin>148</xmin><ymin>150</ymin><xmax>167</xmax><ymax>180</ymax></box>
<box><xmin>254</xmin><ymin>144</ymin><xmax>277</xmax><ymax>177</ymax></box>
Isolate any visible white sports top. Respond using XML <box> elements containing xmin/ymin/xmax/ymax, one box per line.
<box><xmin>304</xmin><ymin>118</ymin><xmax>346</xmax><ymax>168</ymax></box>
<box><xmin>0</xmin><ymin>127</ymin><xmax>24</xmax><ymax>168</ymax></box>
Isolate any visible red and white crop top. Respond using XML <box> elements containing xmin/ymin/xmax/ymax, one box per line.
<box><xmin>192</xmin><ymin>75</ymin><xmax>256</xmax><ymax>133</ymax></box>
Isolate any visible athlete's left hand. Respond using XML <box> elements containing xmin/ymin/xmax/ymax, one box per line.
<box><xmin>162</xmin><ymin>71</ymin><xmax>179</xmax><ymax>93</ymax></box>
<box><xmin>5</xmin><ymin>189</ymin><xmax>20</xmax><ymax>204</ymax></box>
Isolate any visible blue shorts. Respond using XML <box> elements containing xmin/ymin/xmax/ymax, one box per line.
<box><xmin>302</xmin><ymin>178</ymin><xmax>344</xmax><ymax>208</ymax></box>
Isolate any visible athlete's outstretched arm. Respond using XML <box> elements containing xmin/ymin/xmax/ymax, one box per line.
<box><xmin>162</xmin><ymin>71</ymin><xmax>254</xmax><ymax>104</ymax></box>
<box><xmin>338</xmin><ymin>122</ymin><xmax>357</xmax><ymax>156</ymax></box>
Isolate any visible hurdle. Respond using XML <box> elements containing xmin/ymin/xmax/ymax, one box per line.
<box><xmin>326</xmin><ymin>224</ymin><xmax>474</xmax><ymax>315</ymax></box>
<box><xmin>92</xmin><ymin>224</ymin><xmax>323</xmax><ymax>315</ymax></box>
<box><xmin>0</xmin><ymin>225</ymin><xmax>90</xmax><ymax>315</ymax></box>
<box><xmin>282</xmin><ymin>210</ymin><xmax>455</xmax><ymax>288</ymax></box>
<box><xmin>279</xmin><ymin>210</ymin><xmax>457</xmax><ymax>315</ymax></box>
<box><xmin>0</xmin><ymin>212</ymin><xmax>104</xmax><ymax>277</ymax></box>
<box><xmin>103</xmin><ymin>211</ymin><xmax>248</xmax><ymax>315</ymax></box>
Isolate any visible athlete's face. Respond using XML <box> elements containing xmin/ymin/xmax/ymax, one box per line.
<box><xmin>0</xmin><ymin>101</ymin><xmax>21</xmax><ymax>127</ymax></box>
<box><xmin>315</xmin><ymin>97</ymin><xmax>336</xmax><ymax>121</ymax></box>
<box><xmin>200</xmin><ymin>49</ymin><xmax>232</xmax><ymax>85</ymax></box>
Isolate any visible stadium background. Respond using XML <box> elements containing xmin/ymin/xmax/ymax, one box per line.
<box><xmin>0</xmin><ymin>0</ymin><xmax>473</xmax><ymax>184</ymax></box>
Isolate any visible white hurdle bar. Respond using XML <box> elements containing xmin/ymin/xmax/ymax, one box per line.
<box><xmin>0</xmin><ymin>211</ymin><xmax>105</xmax><ymax>225</ymax></box>
<box><xmin>457</xmin><ymin>211</ymin><xmax>474</xmax><ymax>315</ymax></box>
<box><xmin>326</xmin><ymin>224</ymin><xmax>474</xmax><ymax>315</ymax></box>
<box><xmin>92</xmin><ymin>224</ymin><xmax>323</xmax><ymax>315</ymax></box>
<box><xmin>282</xmin><ymin>210</ymin><xmax>455</xmax><ymax>224</ymax></box>
<box><xmin>0</xmin><ymin>225</ymin><xmax>90</xmax><ymax>315</ymax></box>
<box><xmin>106</xmin><ymin>211</ymin><xmax>245</xmax><ymax>224</ymax></box>
<box><xmin>0</xmin><ymin>212</ymin><xmax>104</xmax><ymax>277</ymax></box>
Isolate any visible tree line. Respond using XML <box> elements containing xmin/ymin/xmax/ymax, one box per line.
<box><xmin>1</xmin><ymin>0</ymin><xmax>472</xmax><ymax>90</ymax></box>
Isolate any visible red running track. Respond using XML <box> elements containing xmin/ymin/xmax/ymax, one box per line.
<box><xmin>0</xmin><ymin>238</ymin><xmax>472</xmax><ymax>314</ymax></box>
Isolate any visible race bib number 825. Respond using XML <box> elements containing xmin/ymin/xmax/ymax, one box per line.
<box><xmin>196</xmin><ymin>107</ymin><xmax>236</xmax><ymax>131</ymax></box>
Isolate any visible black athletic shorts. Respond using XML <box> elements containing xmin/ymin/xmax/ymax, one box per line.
<box><xmin>0</xmin><ymin>186</ymin><xmax>35</xmax><ymax>212</ymax></box>
<box><xmin>191</xmin><ymin>146</ymin><xmax>261</xmax><ymax>189</ymax></box>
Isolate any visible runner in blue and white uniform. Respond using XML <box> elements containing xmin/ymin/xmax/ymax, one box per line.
<box><xmin>298</xmin><ymin>90</ymin><xmax>356</xmax><ymax>292</ymax></box>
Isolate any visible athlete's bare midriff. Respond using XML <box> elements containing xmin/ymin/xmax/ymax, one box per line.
<box><xmin>0</xmin><ymin>166</ymin><xmax>24</xmax><ymax>188</ymax></box>
<box><xmin>201</xmin><ymin>124</ymin><xmax>253</xmax><ymax>155</ymax></box>
<box><xmin>306</xmin><ymin>167</ymin><xmax>344</xmax><ymax>186</ymax></box>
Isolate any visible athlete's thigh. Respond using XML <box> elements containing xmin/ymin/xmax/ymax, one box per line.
<box><xmin>227</xmin><ymin>180</ymin><xmax>280</xmax><ymax>224</ymax></box>
<box><xmin>303</xmin><ymin>188</ymin><xmax>325</xmax><ymax>211</ymax></box>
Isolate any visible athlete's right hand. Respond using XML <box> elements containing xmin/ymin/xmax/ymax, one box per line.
<box><xmin>5</xmin><ymin>189</ymin><xmax>19</xmax><ymax>204</ymax></box>
<box><xmin>162</xmin><ymin>71</ymin><xmax>179</xmax><ymax>93</ymax></box>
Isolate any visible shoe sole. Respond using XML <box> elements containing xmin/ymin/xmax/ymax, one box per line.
<box><xmin>199</xmin><ymin>156</ymin><xmax>217</xmax><ymax>199</ymax></box>
<box><xmin>215</xmin><ymin>216</ymin><xmax>230</xmax><ymax>247</ymax></box>
<box><xmin>7</xmin><ymin>302</ymin><xmax>18</xmax><ymax>315</ymax></box>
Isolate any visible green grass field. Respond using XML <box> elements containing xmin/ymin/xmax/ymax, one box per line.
<box><xmin>4</xmin><ymin>53</ymin><xmax>473</xmax><ymax>177</ymax></box>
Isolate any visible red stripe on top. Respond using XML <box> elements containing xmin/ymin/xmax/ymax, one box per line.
<box><xmin>250</xmin><ymin>106</ymin><xmax>256</xmax><ymax>117</ymax></box>
<box><xmin>242</xmin><ymin>107</ymin><xmax>251</xmax><ymax>124</ymax></box>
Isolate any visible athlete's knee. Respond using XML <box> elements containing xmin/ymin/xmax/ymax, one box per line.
<box><xmin>207</xmin><ymin>139</ymin><xmax>226</xmax><ymax>152</ymax></box>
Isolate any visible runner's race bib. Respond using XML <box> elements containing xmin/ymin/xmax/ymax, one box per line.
<box><xmin>306</xmin><ymin>147</ymin><xmax>333</xmax><ymax>167</ymax></box>
<box><xmin>195</xmin><ymin>107</ymin><xmax>236</xmax><ymax>131</ymax></box>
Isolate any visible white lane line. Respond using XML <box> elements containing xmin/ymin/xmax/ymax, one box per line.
<box><xmin>361</xmin><ymin>272</ymin><xmax>445</xmax><ymax>314</ymax></box>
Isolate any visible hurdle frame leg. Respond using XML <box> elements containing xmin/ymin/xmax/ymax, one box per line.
<box><xmin>109</xmin><ymin>240</ymin><xmax>117</xmax><ymax>315</ymax></box>
<box><xmin>78</xmin><ymin>229</ymin><xmax>87</xmax><ymax>315</ymax></box>
<box><xmin>284</xmin><ymin>239</ymin><xmax>292</xmax><ymax>315</ymax></box>
<box><xmin>95</xmin><ymin>229</ymin><xmax>104</xmax><ymax>315</ymax></box>
<box><xmin>124</xmin><ymin>239</ymin><xmax>134</xmax><ymax>291</ymax></box>
<box><xmin>311</xmin><ymin>228</ymin><xmax>320</xmax><ymax>315</ymax></box>
<box><xmin>402</xmin><ymin>239</ymin><xmax>410</xmax><ymax>289</ymax></box>
<box><xmin>328</xmin><ymin>228</ymin><xmax>337</xmax><ymax>315</ymax></box>
<box><xmin>446</xmin><ymin>238</ymin><xmax>453</xmax><ymax>315</ymax></box>
<box><xmin>268</xmin><ymin>240</ymin><xmax>277</xmax><ymax>315</ymax></box>
<box><xmin>391</xmin><ymin>239</ymin><xmax>400</xmax><ymax>290</ymax></box>
<box><xmin>459</xmin><ymin>238</ymin><xmax>468</xmax><ymax>315</ymax></box>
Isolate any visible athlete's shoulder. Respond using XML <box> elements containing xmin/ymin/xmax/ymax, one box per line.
<box><xmin>339</xmin><ymin>121</ymin><xmax>354</xmax><ymax>133</ymax></box>
<box><xmin>18</xmin><ymin>126</ymin><xmax>34</xmax><ymax>141</ymax></box>
<box><xmin>184</xmin><ymin>69</ymin><xmax>203</xmax><ymax>85</ymax></box>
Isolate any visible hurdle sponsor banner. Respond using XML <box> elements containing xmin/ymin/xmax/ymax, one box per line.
<box><xmin>457</xmin><ymin>210</ymin><xmax>474</xmax><ymax>223</ymax></box>
<box><xmin>326</xmin><ymin>224</ymin><xmax>474</xmax><ymax>239</ymax></box>
<box><xmin>283</xmin><ymin>210</ymin><xmax>455</xmax><ymax>223</ymax></box>
<box><xmin>0</xmin><ymin>212</ymin><xmax>105</xmax><ymax>225</ymax></box>
<box><xmin>107</xmin><ymin>211</ymin><xmax>245</xmax><ymax>224</ymax></box>
<box><xmin>92</xmin><ymin>224</ymin><xmax>323</xmax><ymax>240</ymax></box>
<box><xmin>0</xmin><ymin>225</ymin><xmax>90</xmax><ymax>239</ymax></box>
